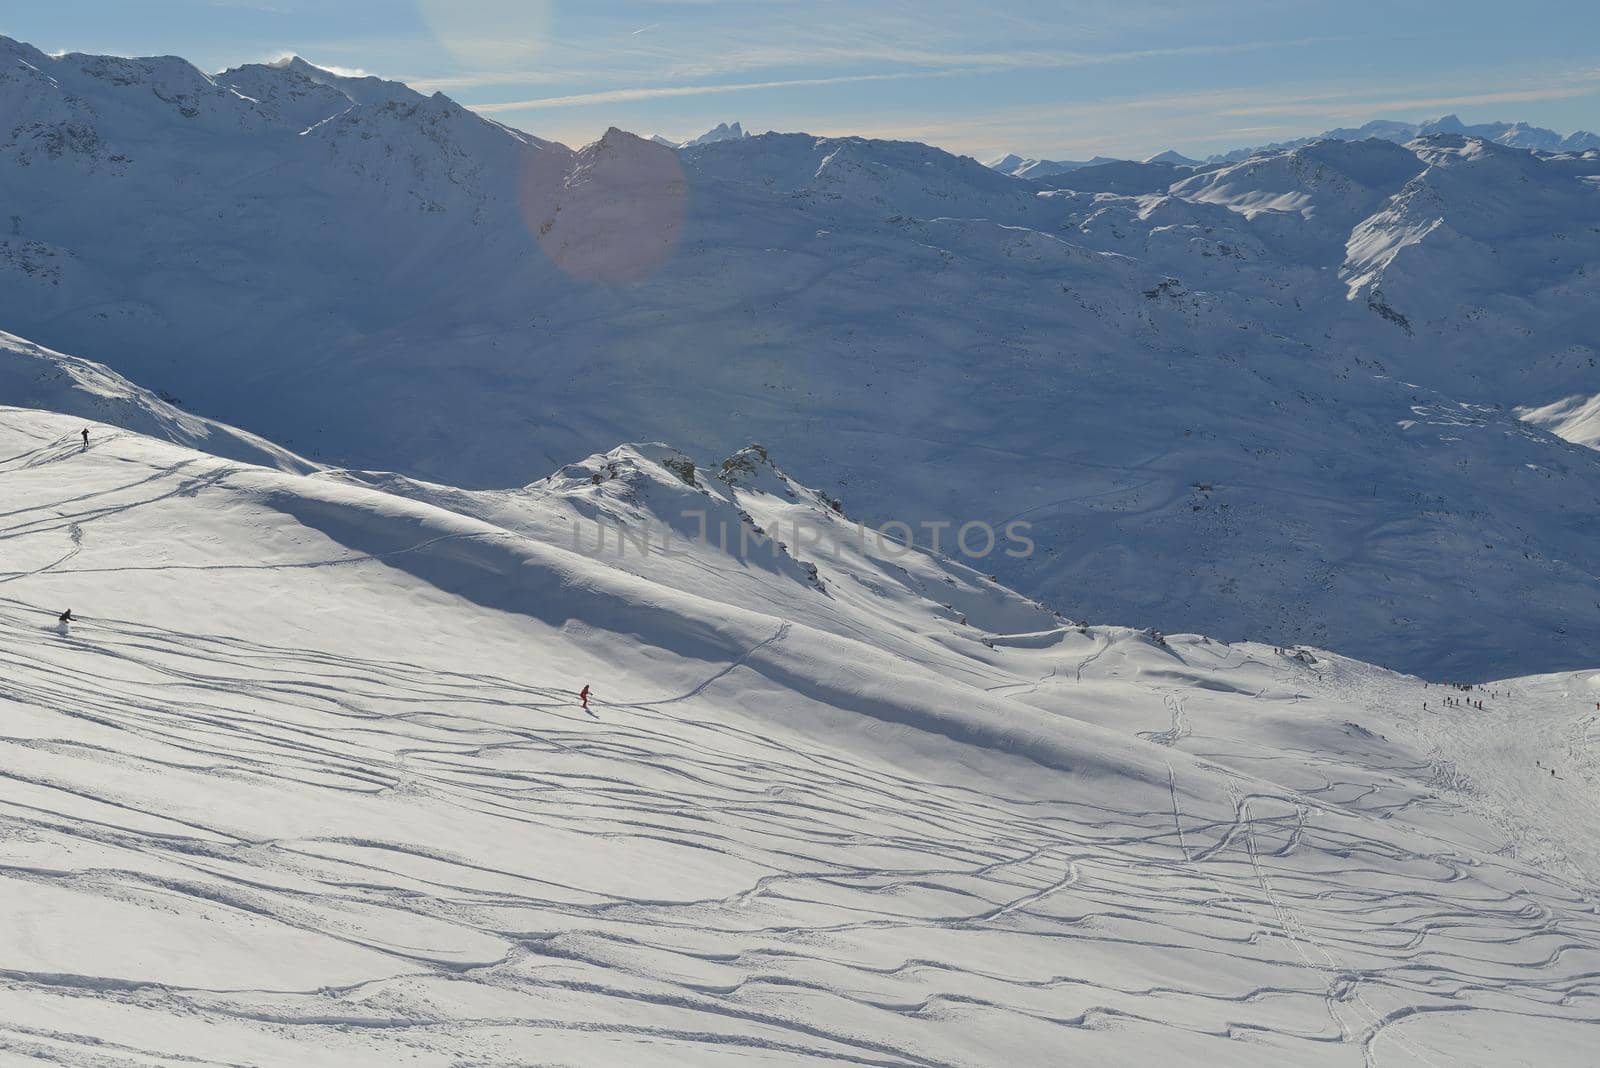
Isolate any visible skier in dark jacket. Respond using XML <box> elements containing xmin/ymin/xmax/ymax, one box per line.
<box><xmin>80</xmin><ymin>428</ymin><xmax>89</xmax><ymax>447</ymax></box>
<box><xmin>58</xmin><ymin>608</ymin><xmax>73</xmax><ymax>623</ymax></box>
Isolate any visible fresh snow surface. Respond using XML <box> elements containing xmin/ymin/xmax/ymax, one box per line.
<box><xmin>2</xmin><ymin>407</ymin><xmax>1599</xmax><ymax>1065</ymax></box>
<box><xmin>0</xmin><ymin>330</ymin><xmax>317</xmax><ymax>474</ymax></box>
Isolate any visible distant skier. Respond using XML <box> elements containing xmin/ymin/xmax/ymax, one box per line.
<box><xmin>80</xmin><ymin>428</ymin><xmax>89</xmax><ymax>447</ymax></box>
<box><xmin>58</xmin><ymin>608</ymin><xmax>73</xmax><ymax>624</ymax></box>
<box><xmin>579</xmin><ymin>684</ymin><xmax>592</xmax><ymax>715</ymax></box>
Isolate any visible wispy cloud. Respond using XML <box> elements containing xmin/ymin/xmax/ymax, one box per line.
<box><xmin>1220</xmin><ymin>79</ymin><xmax>1600</xmax><ymax>120</ymax></box>
<box><xmin>472</xmin><ymin>71</ymin><xmax>932</xmax><ymax>111</ymax></box>
<box><xmin>464</xmin><ymin>35</ymin><xmax>1340</xmax><ymax>113</ymax></box>
<box><xmin>652</xmin><ymin>35</ymin><xmax>1346</xmax><ymax>80</ymax></box>
<box><xmin>405</xmin><ymin>69</ymin><xmax>578</xmax><ymax>91</ymax></box>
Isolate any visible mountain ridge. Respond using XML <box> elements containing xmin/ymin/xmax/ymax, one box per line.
<box><xmin>987</xmin><ymin>113</ymin><xmax>1600</xmax><ymax>173</ymax></box>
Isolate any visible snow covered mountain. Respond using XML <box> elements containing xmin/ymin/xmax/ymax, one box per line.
<box><xmin>987</xmin><ymin>152</ymin><xmax>1129</xmax><ymax>179</ymax></box>
<box><xmin>1025</xmin><ymin>156</ymin><xmax>1204</xmax><ymax>194</ymax></box>
<box><xmin>1</xmin><ymin>35</ymin><xmax>1599</xmax><ymax>680</ymax></box>
<box><xmin>994</xmin><ymin>116</ymin><xmax>1600</xmax><ymax>171</ymax></box>
<box><xmin>651</xmin><ymin>121</ymin><xmax>748</xmax><ymax>150</ymax></box>
<box><xmin>3</xmin><ymin>404</ymin><xmax>1599</xmax><ymax>1065</ymax></box>
<box><xmin>1206</xmin><ymin>114</ymin><xmax>1600</xmax><ymax>163</ymax></box>
<box><xmin>680</xmin><ymin>120</ymin><xmax>747</xmax><ymax>147</ymax></box>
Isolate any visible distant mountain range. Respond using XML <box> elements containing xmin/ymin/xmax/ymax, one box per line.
<box><xmin>988</xmin><ymin>114</ymin><xmax>1600</xmax><ymax>179</ymax></box>
<box><xmin>652</xmin><ymin>120</ymin><xmax>748</xmax><ymax>150</ymax></box>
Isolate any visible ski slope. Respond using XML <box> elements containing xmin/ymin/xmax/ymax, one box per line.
<box><xmin>0</xmin><ymin>330</ymin><xmax>316</xmax><ymax>474</ymax></box>
<box><xmin>2</xmin><ymin>407</ymin><xmax>1597</xmax><ymax>1066</ymax></box>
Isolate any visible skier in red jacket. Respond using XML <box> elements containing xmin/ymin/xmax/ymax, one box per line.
<box><xmin>579</xmin><ymin>685</ymin><xmax>591</xmax><ymax>713</ymax></box>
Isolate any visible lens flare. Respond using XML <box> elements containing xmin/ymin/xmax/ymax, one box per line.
<box><xmin>417</xmin><ymin>0</ymin><xmax>553</xmax><ymax>68</ymax></box>
<box><xmin>518</xmin><ymin>130</ymin><xmax>689</xmax><ymax>285</ymax></box>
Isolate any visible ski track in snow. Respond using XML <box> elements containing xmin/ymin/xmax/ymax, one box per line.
<box><xmin>0</xmin><ymin>416</ymin><xmax>1597</xmax><ymax>1065</ymax></box>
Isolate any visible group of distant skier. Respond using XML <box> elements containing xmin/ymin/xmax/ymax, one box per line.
<box><xmin>56</xmin><ymin>601</ymin><xmax>597</xmax><ymax>714</ymax></box>
<box><xmin>55</xmin><ymin>421</ymin><xmax>600</xmax><ymax>716</ymax></box>
<box><xmin>1422</xmin><ymin>681</ymin><xmax>1496</xmax><ymax>712</ymax></box>
<box><xmin>1419</xmin><ymin>681</ymin><xmax>1592</xmax><ymax>779</ymax></box>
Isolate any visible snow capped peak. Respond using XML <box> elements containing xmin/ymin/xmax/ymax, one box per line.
<box><xmin>536</xmin><ymin>441</ymin><xmax>706</xmax><ymax>495</ymax></box>
<box><xmin>1419</xmin><ymin>112</ymin><xmax>1470</xmax><ymax>135</ymax></box>
<box><xmin>219</xmin><ymin>54</ymin><xmax>421</xmax><ymax>113</ymax></box>
<box><xmin>986</xmin><ymin>154</ymin><xmax>1130</xmax><ymax>180</ymax></box>
<box><xmin>593</xmin><ymin>124</ymin><xmax>645</xmax><ymax>148</ymax></box>
<box><xmin>563</xmin><ymin>126</ymin><xmax>681</xmax><ymax>189</ymax></box>
<box><xmin>1143</xmin><ymin>148</ymin><xmax>1199</xmax><ymax>166</ymax></box>
<box><xmin>1209</xmin><ymin>115</ymin><xmax>1600</xmax><ymax>163</ymax></box>
<box><xmin>1170</xmin><ymin>134</ymin><xmax>1424</xmax><ymax>226</ymax></box>
<box><xmin>649</xmin><ymin>121</ymin><xmax>749</xmax><ymax>150</ymax></box>
<box><xmin>680</xmin><ymin>120</ymin><xmax>745</xmax><ymax>148</ymax></box>
<box><xmin>716</xmin><ymin>442</ymin><xmax>807</xmax><ymax>499</ymax></box>
<box><xmin>682</xmin><ymin>130</ymin><xmax>1030</xmax><ymax>220</ymax></box>
<box><xmin>0</xmin><ymin>32</ymin><xmax>48</xmax><ymax>64</ymax></box>
<box><xmin>525</xmin><ymin>127</ymin><xmax>686</xmax><ymax>282</ymax></box>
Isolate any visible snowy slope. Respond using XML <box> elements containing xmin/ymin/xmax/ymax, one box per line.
<box><xmin>0</xmin><ymin>330</ymin><xmax>316</xmax><ymax>472</ymax></box>
<box><xmin>2</xmin><ymin>36</ymin><xmax>1599</xmax><ymax>679</ymax></box>
<box><xmin>1338</xmin><ymin>137</ymin><xmax>1600</xmax><ymax>398</ymax></box>
<box><xmin>1518</xmin><ymin>391</ymin><xmax>1600</xmax><ymax>449</ymax></box>
<box><xmin>1</xmin><ymin>406</ymin><xmax>1598</xmax><ymax>1065</ymax></box>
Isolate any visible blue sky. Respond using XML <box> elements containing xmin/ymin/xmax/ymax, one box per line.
<box><xmin>4</xmin><ymin>1</ymin><xmax>1597</xmax><ymax>159</ymax></box>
